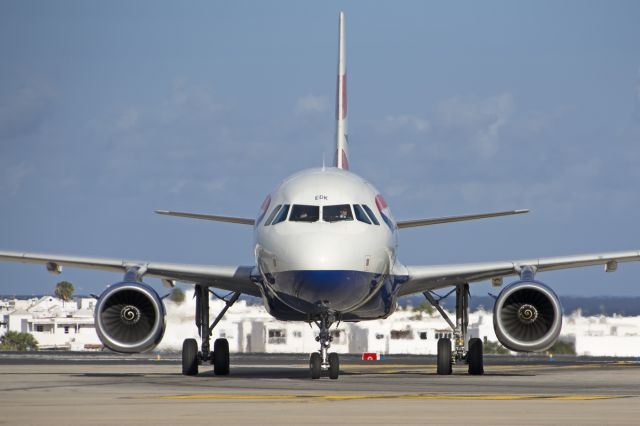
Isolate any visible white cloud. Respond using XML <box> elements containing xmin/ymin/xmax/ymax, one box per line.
<box><xmin>0</xmin><ymin>163</ymin><xmax>34</xmax><ymax>195</ymax></box>
<box><xmin>0</xmin><ymin>83</ymin><xmax>54</xmax><ymax>140</ymax></box>
<box><xmin>115</xmin><ymin>108</ymin><xmax>139</xmax><ymax>131</ymax></box>
<box><xmin>436</xmin><ymin>93</ymin><xmax>514</xmax><ymax>159</ymax></box>
<box><xmin>635</xmin><ymin>67</ymin><xmax>640</xmax><ymax>120</ymax></box>
<box><xmin>204</xmin><ymin>177</ymin><xmax>228</xmax><ymax>193</ymax></box>
<box><xmin>160</xmin><ymin>78</ymin><xmax>225</xmax><ymax>123</ymax></box>
<box><xmin>296</xmin><ymin>95</ymin><xmax>329</xmax><ymax>114</ymax></box>
<box><xmin>382</xmin><ymin>114</ymin><xmax>431</xmax><ymax>133</ymax></box>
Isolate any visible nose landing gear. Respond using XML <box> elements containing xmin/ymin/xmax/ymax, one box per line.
<box><xmin>309</xmin><ymin>312</ymin><xmax>340</xmax><ymax>380</ymax></box>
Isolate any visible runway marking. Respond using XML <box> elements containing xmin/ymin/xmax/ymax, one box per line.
<box><xmin>156</xmin><ymin>393</ymin><xmax>626</xmax><ymax>401</ymax></box>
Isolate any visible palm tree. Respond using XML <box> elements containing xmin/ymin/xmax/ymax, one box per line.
<box><xmin>168</xmin><ymin>288</ymin><xmax>186</xmax><ymax>304</ymax></box>
<box><xmin>54</xmin><ymin>281</ymin><xmax>75</xmax><ymax>306</ymax></box>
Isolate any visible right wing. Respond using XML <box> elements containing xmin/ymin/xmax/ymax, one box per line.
<box><xmin>155</xmin><ymin>210</ymin><xmax>255</xmax><ymax>225</ymax></box>
<box><xmin>0</xmin><ymin>250</ymin><xmax>260</xmax><ymax>296</ymax></box>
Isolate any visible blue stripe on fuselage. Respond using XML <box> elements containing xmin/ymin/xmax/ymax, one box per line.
<box><xmin>258</xmin><ymin>269</ymin><xmax>407</xmax><ymax>320</ymax></box>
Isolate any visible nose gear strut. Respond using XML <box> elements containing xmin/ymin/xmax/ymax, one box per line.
<box><xmin>309</xmin><ymin>311</ymin><xmax>340</xmax><ymax>379</ymax></box>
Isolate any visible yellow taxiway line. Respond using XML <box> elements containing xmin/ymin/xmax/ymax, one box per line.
<box><xmin>157</xmin><ymin>394</ymin><xmax>626</xmax><ymax>401</ymax></box>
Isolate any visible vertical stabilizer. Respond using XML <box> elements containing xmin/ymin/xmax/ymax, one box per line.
<box><xmin>335</xmin><ymin>11</ymin><xmax>349</xmax><ymax>170</ymax></box>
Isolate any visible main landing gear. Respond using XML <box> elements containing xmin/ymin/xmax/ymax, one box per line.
<box><xmin>425</xmin><ymin>283</ymin><xmax>484</xmax><ymax>376</ymax></box>
<box><xmin>181</xmin><ymin>284</ymin><xmax>240</xmax><ymax>376</ymax></box>
<box><xmin>309</xmin><ymin>312</ymin><xmax>340</xmax><ymax>380</ymax></box>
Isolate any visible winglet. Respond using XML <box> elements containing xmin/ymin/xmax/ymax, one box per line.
<box><xmin>335</xmin><ymin>11</ymin><xmax>349</xmax><ymax>170</ymax></box>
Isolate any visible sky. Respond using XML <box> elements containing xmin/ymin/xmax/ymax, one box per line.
<box><xmin>1</xmin><ymin>1</ymin><xmax>639</xmax><ymax>297</ymax></box>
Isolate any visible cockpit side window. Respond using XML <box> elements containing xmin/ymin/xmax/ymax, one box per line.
<box><xmin>263</xmin><ymin>204</ymin><xmax>282</xmax><ymax>226</ymax></box>
<box><xmin>323</xmin><ymin>204</ymin><xmax>353</xmax><ymax>222</ymax></box>
<box><xmin>353</xmin><ymin>204</ymin><xmax>371</xmax><ymax>224</ymax></box>
<box><xmin>361</xmin><ymin>204</ymin><xmax>380</xmax><ymax>226</ymax></box>
<box><xmin>272</xmin><ymin>204</ymin><xmax>290</xmax><ymax>225</ymax></box>
<box><xmin>289</xmin><ymin>205</ymin><xmax>320</xmax><ymax>222</ymax></box>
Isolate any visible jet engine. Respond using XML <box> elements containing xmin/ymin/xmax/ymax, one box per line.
<box><xmin>94</xmin><ymin>281</ymin><xmax>166</xmax><ymax>353</ymax></box>
<box><xmin>493</xmin><ymin>280</ymin><xmax>562</xmax><ymax>352</ymax></box>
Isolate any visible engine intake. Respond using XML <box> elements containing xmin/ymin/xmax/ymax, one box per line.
<box><xmin>95</xmin><ymin>282</ymin><xmax>165</xmax><ymax>353</ymax></box>
<box><xmin>493</xmin><ymin>280</ymin><xmax>562</xmax><ymax>352</ymax></box>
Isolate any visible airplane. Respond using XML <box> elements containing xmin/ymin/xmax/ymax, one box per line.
<box><xmin>1</xmin><ymin>12</ymin><xmax>639</xmax><ymax>379</ymax></box>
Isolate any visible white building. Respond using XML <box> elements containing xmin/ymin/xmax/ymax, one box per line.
<box><xmin>1</xmin><ymin>296</ymin><xmax>102</xmax><ymax>350</ymax></box>
<box><xmin>2</xmin><ymin>292</ymin><xmax>639</xmax><ymax>357</ymax></box>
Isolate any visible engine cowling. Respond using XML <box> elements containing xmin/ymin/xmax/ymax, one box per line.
<box><xmin>94</xmin><ymin>281</ymin><xmax>166</xmax><ymax>353</ymax></box>
<box><xmin>493</xmin><ymin>280</ymin><xmax>562</xmax><ymax>352</ymax></box>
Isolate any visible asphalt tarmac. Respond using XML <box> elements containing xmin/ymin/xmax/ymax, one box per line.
<box><xmin>1</xmin><ymin>352</ymin><xmax>639</xmax><ymax>425</ymax></box>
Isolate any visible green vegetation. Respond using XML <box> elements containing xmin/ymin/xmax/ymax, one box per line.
<box><xmin>482</xmin><ymin>339</ymin><xmax>510</xmax><ymax>355</ymax></box>
<box><xmin>545</xmin><ymin>340</ymin><xmax>576</xmax><ymax>355</ymax></box>
<box><xmin>168</xmin><ymin>288</ymin><xmax>186</xmax><ymax>304</ymax></box>
<box><xmin>0</xmin><ymin>331</ymin><xmax>39</xmax><ymax>351</ymax></box>
<box><xmin>409</xmin><ymin>302</ymin><xmax>436</xmax><ymax>319</ymax></box>
<box><xmin>54</xmin><ymin>281</ymin><xmax>75</xmax><ymax>302</ymax></box>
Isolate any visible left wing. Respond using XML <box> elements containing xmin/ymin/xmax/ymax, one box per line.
<box><xmin>397</xmin><ymin>209</ymin><xmax>529</xmax><ymax>229</ymax></box>
<box><xmin>0</xmin><ymin>250</ymin><xmax>260</xmax><ymax>296</ymax></box>
<box><xmin>398</xmin><ymin>250</ymin><xmax>640</xmax><ymax>296</ymax></box>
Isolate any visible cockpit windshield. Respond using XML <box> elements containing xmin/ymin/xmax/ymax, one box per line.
<box><xmin>265</xmin><ymin>203</ymin><xmax>381</xmax><ymax>226</ymax></box>
<box><xmin>289</xmin><ymin>205</ymin><xmax>320</xmax><ymax>222</ymax></box>
<box><xmin>263</xmin><ymin>204</ymin><xmax>282</xmax><ymax>226</ymax></box>
<box><xmin>271</xmin><ymin>204</ymin><xmax>290</xmax><ymax>225</ymax></box>
<box><xmin>323</xmin><ymin>204</ymin><xmax>353</xmax><ymax>222</ymax></box>
<box><xmin>353</xmin><ymin>204</ymin><xmax>371</xmax><ymax>224</ymax></box>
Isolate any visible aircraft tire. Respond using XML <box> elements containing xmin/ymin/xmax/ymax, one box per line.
<box><xmin>213</xmin><ymin>338</ymin><xmax>230</xmax><ymax>375</ymax></box>
<box><xmin>437</xmin><ymin>338</ymin><xmax>452</xmax><ymax>375</ymax></box>
<box><xmin>328</xmin><ymin>352</ymin><xmax>340</xmax><ymax>380</ymax></box>
<box><xmin>467</xmin><ymin>337</ymin><xmax>484</xmax><ymax>375</ymax></box>
<box><xmin>182</xmin><ymin>338</ymin><xmax>199</xmax><ymax>376</ymax></box>
<box><xmin>310</xmin><ymin>352</ymin><xmax>321</xmax><ymax>379</ymax></box>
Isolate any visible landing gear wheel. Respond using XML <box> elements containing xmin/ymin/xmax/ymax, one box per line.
<box><xmin>328</xmin><ymin>352</ymin><xmax>340</xmax><ymax>380</ymax></box>
<box><xmin>309</xmin><ymin>352</ymin><xmax>321</xmax><ymax>380</ymax></box>
<box><xmin>182</xmin><ymin>338</ymin><xmax>198</xmax><ymax>376</ymax></box>
<box><xmin>437</xmin><ymin>338</ymin><xmax>452</xmax><ymax>375</ymax></box>
<box><xmin>467</xmin><ymin>337</ymin><xmax>484</xmax><ymax>375</ymax></box>
<box><xmin>213</xmin><ymin>338</ymin><xmax>230</xmax><ymax>375</ymax></box>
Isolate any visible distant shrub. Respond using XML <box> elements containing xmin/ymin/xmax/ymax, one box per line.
<box><xmin>482</xmin><ymin>339</ymin><xmax>510</xmax><ymax>355</ymax></box>
<box><xmin>0</xmin><ymin>331</ymin><xmax>39</xmax><ymax>351</ymax></box>
<box><xmin>545</xmin><ymin>340</ymin><xmax>576</xmax><ymax>355</ymax></box>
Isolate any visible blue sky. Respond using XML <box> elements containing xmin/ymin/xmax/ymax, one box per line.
<box><xmin>1</xmin><ymin>1</ymin><xmax>639</xmax><ymax>296</ymax></box>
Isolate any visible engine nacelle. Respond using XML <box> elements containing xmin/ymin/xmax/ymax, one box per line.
<box><xmin>493</xmin><ymin>280</ymin><xmax>562</xmax><ymax>352</ymax></box>
<box><xmin>94</xmin><ymin>281</ymin><xmax>166</xmax><ymax>353</ymax></box>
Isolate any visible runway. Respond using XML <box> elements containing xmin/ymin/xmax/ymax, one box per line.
<box><xmin>1</xmin><ymin>352</ymin><xmax>639</xmax><ymax>425</ymax></box>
